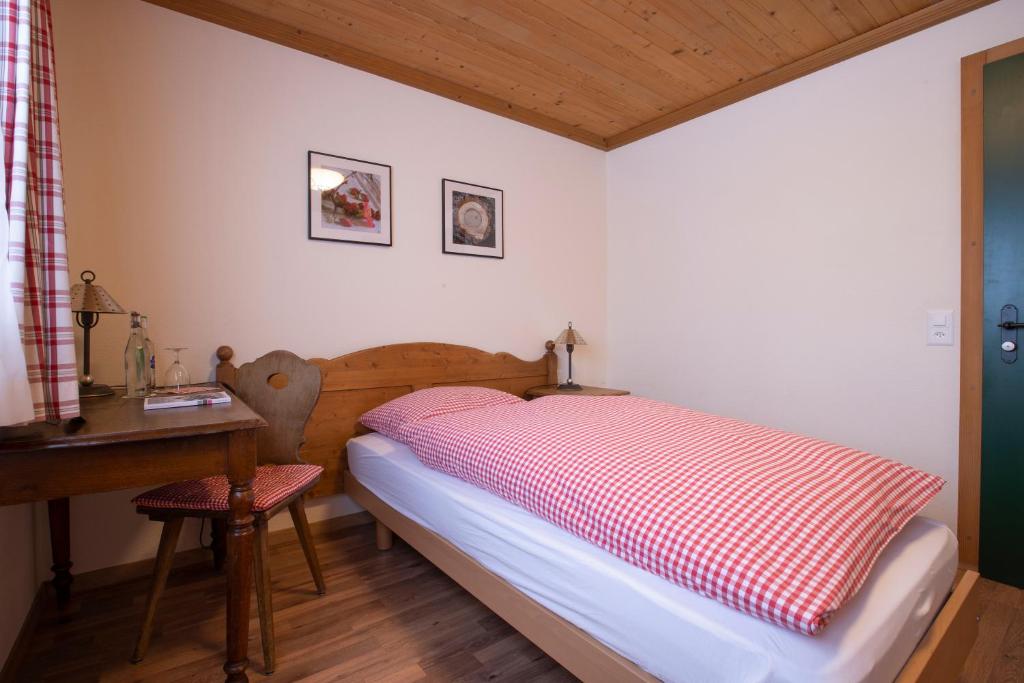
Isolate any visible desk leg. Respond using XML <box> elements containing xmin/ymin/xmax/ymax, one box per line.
<box><xmin>223</xmin><ymin>429</ymin><xmax>256</xmax><ymax>683</ymax></box>
<box><xmin>47</xmin><ymin>497</ymin><xmax>73</xmax><ymax>609</ymax></box>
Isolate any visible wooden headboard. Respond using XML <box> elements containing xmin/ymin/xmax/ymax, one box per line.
<box><xmin>215</xmin><ymin>341</ymin><xmax>557</xmax><ymax>497</ymax></box>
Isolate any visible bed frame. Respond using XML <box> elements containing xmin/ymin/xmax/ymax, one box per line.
<box><xmin>216</xmin><ymin>341</ymin><xmax>981</xmax><ymax>683</ymax></box>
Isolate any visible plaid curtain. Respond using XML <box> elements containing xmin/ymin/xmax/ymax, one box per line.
<box><xmin>1</xmin><ymin>0</ymin><xmax>78</xmax><ymax>423</ymax></box>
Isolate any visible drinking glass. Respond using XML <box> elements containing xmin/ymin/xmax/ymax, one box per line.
<box><xmin>163</xmin><ymin>347</ymin><xmax>190</xmax><ymax>391</ymax></box>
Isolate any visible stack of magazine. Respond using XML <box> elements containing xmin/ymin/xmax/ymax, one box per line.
<box><xmin>143</xmin><ymin>389</ymin><xmax>232</xmax><ymax>411</ymax></box>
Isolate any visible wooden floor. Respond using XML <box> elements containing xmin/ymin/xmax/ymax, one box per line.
<box><xmin>16</xmin><ymin>520</ymin><xmax>1024</xmax><ymax>682</ymax></box>
<box><xmin>959</xmin><ymin>576</ymin><xmax>1024</xmax><ymax>683</ymax></box>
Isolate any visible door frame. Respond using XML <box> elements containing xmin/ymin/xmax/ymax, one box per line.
<box><xmin>959</xmin><ymin>35</ymin><xmax>1024</xmax><ymax>568</ymax></box>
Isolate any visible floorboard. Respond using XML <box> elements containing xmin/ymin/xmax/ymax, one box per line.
<box><xmin>16</xmin><ymin>522</ymin><xmax>1024</xmax><ymax>682</ymax></box>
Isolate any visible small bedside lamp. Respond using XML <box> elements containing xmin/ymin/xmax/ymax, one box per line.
<box><xmin>554</xmin><ymin>321</ymin><xmax>586</xmax><ymax>391</ymax></box>
<box><xmin>70</xmin><ymin>270</ymin><xmax>125</xmax><ymax>398</ymax></box>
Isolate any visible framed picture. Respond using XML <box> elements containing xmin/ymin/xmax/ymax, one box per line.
<box><xmin>442</xmin><ymin>178</ymin><xmax>503</xmax><ymax>259</ymax></box>
<box><xmin>308</xmin><ymin>151</ymin><xmax>392</xmax><ymax>246</ymax></box>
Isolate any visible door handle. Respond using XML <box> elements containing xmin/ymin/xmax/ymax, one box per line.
<box><xmin>1000</xmin><ymin>305</ymin><xmax>1019</xmax><ymax>364</ymax></box>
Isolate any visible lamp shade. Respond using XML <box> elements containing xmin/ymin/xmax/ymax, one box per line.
<box><xmin>70</xmin><ymin>270</ymin><xmax>125</xmax><ymax>314</ymax></box>
<box><xmin>554</xmin><ymin>322</ymin><xmax>586</xmax><ymax>346</ymax></box>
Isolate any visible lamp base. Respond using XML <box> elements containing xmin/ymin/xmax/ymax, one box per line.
<box><xmin>557</xmin><ymin>382</ymin><xmax>584</xmax><ymax>391</ymax></box>
<box><xmin>79</xmin><ymin>382</ymin><xmax>114</xmax><ymax>398</ymax></box>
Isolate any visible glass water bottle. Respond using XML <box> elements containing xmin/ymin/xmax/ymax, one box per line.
<box><xmin>140</xmin><ymin>315</ymin><xmax>156</xmax><ymax>392</ymax></box>
<box><xmin>124</xmin><ymin>312</ymin><xmax>147</xmax><ymax>398</ymax></box>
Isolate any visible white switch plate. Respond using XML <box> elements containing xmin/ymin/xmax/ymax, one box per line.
<box><xmin>927</xmin><ymin>309</ymin><xmax>954</xmax><ymax>346</ymax></box>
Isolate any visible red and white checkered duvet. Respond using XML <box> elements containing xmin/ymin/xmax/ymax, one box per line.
<box><xmin>395</xmin><ymin>395</ymin><xmax>944</xmax><ymax>635</ymax></box>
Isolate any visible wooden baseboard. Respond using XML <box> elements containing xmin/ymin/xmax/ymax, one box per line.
<box><xmin>0</xmin><ymin>509</ymin><xmax>373</xmax><ymax>680</ymax></box>
<box><xmin>73</xmin><ymin>510</ymin><xmax>372</xmax><ymax>592</ymax></box>
<box><xmin>0</xmin><ymin>584</ymin><xmax>45</xmax><ymax>683</ymax></box>
<box><xmin>73</xmin><ymin>546</ymin><xmax>210</xmax><ymax>593</ymax></box>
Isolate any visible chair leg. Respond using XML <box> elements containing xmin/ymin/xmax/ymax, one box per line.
<box><xmin>253</xmin><ymin>518</ymin><xmax>276</xmax><ymax>674</ymax></box>
<box><xmin>375</xmin><ymin>519</ymin><xmax>394</xmax><ymax>551</ymax></box>
<box><xmin>132</xmin><ymin>517</ymin><xmax>184</xmax><ymax>663</ymax></box>
<box><xmin>288</xmin><ymin>498</ymin><xmax>326</xmax><ymax>595</ymax></box>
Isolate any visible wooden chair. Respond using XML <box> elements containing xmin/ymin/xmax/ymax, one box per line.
<box><xmin>130</xmin><ymin>350</ymin><xmax>324</xmax><ymax>674</ymax></box>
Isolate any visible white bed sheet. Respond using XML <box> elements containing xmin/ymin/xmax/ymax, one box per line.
<box><xmin>347</xmin><ymin>432</ymin><xmax>958</xmax><ymax>683</ymax></box>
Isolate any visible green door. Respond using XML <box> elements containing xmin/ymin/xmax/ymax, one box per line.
<box><xmin>981</xmin><ymin>52</ymin><xmax>1024</xmax><ymax>588</ymax></box>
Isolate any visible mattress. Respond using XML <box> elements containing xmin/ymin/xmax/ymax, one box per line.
<box><xmin>347</xmin><ymin>432</ymin><xmax>958</xmax><ymax>683</ymax></box>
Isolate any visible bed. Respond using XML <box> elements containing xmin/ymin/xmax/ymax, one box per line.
<box><xmin>214</xmin><ymin>341</ymin><xmax>981</xmax><ymax>683</ymax></box>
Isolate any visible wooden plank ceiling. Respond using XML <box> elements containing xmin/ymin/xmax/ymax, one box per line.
<box><xmin>144</xmin><ymin>0</ymin><xmax>994</xmax><ymax>150</ymax></box>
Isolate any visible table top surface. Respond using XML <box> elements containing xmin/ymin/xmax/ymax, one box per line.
<box><xmin>0</xmin><ymin>385</ymin><xmax>266</xmax><ymax>452</ymax></box>
<box><xmin>526</xmin><ymin>384</ymin><xmax>630</xmax><ymax>397</ymax></box>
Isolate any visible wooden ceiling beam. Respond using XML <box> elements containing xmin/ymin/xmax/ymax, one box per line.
<box><xmin>140</xmin><ymin>0</ymin><xmax>609</xmax><ymax>149</ymax></box>
<box><xmin>605</xmin><ymin>0</ymin><xmax>997</xmax><ymax>150</ymax></box>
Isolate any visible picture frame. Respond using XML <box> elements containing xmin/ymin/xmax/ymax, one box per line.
<box><xmin>308</xmin><ymin>150</ymin><xmax>392</xmax><ymax>246</ymax></box>
<box><xmin>442</xmin><ymin>178</ymin><xmax>503</xmax><ymax>259</ymax></box>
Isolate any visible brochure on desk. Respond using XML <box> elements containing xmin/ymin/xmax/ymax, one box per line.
<box><xmin>143</xmin><ymin>390</ymin><xmax>232</xmax><ymax>411</ymax></box>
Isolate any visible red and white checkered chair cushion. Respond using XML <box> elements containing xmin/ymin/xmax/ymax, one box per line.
<box><xmin>133</xmin><ymin>464</ymin><xmax>323</xmax><ymax>513</ymax></box>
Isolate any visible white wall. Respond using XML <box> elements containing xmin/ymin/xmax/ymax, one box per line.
<box><xmin>47</xmin><ymin>0</ymin><xmax>607</xmax><ymax>575</ymax></box>
<box><xmin>607</xmin><ymin>0</ymin><xmax>1024</xmax><ymax>530</ymax></box>
<box><xmin>0</xmin><ymin>505</ymin><xmax>35</xmax><ymax>667</ymax></box>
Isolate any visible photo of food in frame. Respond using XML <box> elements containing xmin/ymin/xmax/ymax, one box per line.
<box><xmin>308</xmin><ymin>151</ymin><xmax>392</xmax><ymax>246</ymax></box>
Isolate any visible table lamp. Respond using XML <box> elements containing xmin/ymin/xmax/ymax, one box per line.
<box><xmin>70</xmin><ymin>270</ymin><xmax>125</xmax><ymax>397</ymax></box>
<box><xmin>554</xmin><ymin>321</ymin><xmax>586</xmax><ymax>390</ymax></box>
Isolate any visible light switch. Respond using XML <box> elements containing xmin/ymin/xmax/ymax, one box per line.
<box><xmin>928</xmin><ymin>310</ymin><xmax>950</xmax><ymax>328</ymax></box>
<box><xmin>927</xmin><ymin>309</ymin><xmax>954</xmax><ymax>346</ymax></box>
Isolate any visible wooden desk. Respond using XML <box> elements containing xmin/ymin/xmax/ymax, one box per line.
<box><xmin>0</xmin><ymin>388</ymin><xmax>267</xmax><ymax>683</ymax></box>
